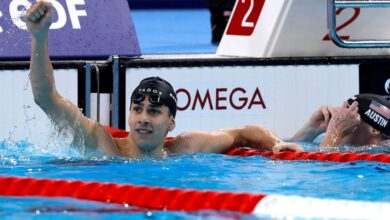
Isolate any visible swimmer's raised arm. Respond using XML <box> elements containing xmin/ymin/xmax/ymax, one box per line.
<box><xmin>25</xmin><ymin>1</ymin><xmax>120</xmax><ymax>155</ymax></box>
<box><xmin>167</xmin><ymin>125</ymin><xmax>303</xmax><ymax>154</ymax></box>
<box><xmin>320</xmin><ymin>101</ymin><xmax>361</xmax><ymax>147</ymax></box>
<box><xmin>288</xmin><ymin>105</ymin><xmax>332</xmax><ymax>142</ymax></box>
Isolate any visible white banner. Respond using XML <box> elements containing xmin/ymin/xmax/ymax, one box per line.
<box><xmin>126</xmin><ymin>65</ymin><xmax>359</xmax><ymax>139</ymax></box>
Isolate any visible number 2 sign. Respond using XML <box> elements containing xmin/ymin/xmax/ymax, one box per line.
<box><xmin>226</xmin><ymin>0</ymin><xmax>265</xmax><ymax>36</ymax></box>
<box><xmin>322</xmin><ymin>8</ymin><xmax>360</xmax><ymax>41</ymax></box>
<box><xmin>219</xmin><ymin>0</ymin><xmax>390</xmax><ymax>58</ymax></box>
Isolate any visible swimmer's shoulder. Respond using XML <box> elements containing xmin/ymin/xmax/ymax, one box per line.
<box><xmin>113</xmin><ymin>137</ymin><xmax>127</xmax><ymax>150</ymax></box>
<box><xmin>163</xmin><ymin>136</ymin><xmax>176</xmax><ymax>150</ymax></box>
<box><xmin>163</xmin><ymin>133</ymin><xmax>197</xmax><ymax>154</ymax></box>
<box><xmin>88</xmin><ymin>124</ymin><xmax>124</xmax><ymax>156</ymax></box>
<box><xmin>112</xmin><ymin>137</ymin><xmax>139</xmax><ymax>157</ymax></box>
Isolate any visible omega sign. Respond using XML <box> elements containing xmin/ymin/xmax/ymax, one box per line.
<box><xmin>385</xmin><ymin>78</ymin><xmax>390</xmax><ymax>94</ymax></box>
<box><xmin>176</xmin><ymin>87</ymin><xmax>266</xmax><ymax>111</ymax></box>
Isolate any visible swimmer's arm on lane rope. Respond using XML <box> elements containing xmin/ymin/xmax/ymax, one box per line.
<box><xmin>168</xmin><ymin>125</ymin><xmax>302</xmax><ymax>154</ymax></box>
<box><xmin>26</xmin><ymin>1</ymin><xmax>121</xmax><ymax>156</ymax></box>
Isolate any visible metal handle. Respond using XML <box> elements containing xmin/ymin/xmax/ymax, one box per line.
<box><xmin>328</xmin><ymin>0</ymin><xmax>390</xmax><ymax>48</ymax></box>
<box><xmin>92</xmin><ymin>64</ymin><xmax>101</xmax><ymax>122</ymax></box>
<box><xmin>85</xmin><ymin>62</ymin><xmax>91</xmax><ymax>117</ymax></box>
<box><xmin>112</xmin><ymin>55</ymin><xmax>120</xmax><ymax>128</ymax></box>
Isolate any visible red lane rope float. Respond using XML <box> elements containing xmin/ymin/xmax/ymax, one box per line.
<box><xmin>104</xmin><ymin>126</ymin><xmax>129</xmax><ymax>138</ymax></box>
<box><xmin>225</xmin><ymin>148</ymin><xmax>390</xmax><ymax>163</ymax></box>
<box><xmin>1</xmin><ymin>176</ymin><xmax>390</xmax><ymax>219</ymax></box>
<box><xmin>0</xmin><ymin>176</ymin><xmax>264</xmax><ymax>213</ymax></box>
<box><xmin>104</xmin><ymin>126</ymin><xmax>390</xmax><ymax>163</ymax></box>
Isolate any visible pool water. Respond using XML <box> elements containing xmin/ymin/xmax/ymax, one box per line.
<box><xmin>0</xmin><ymin>141</ymin><xmax>389</xmax><ymax>219</ymax></box>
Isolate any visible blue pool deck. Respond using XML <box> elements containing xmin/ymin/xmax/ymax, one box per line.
<box><xmin>131</xmin><ymin>9</ymin><xmax>219</xmax><ymax>55</ymax></box>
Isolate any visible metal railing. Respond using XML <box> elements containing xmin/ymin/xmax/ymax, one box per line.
<box><xmin>328</xmin><ymin>0</ymin><xmax>390</xmax><ymax>48</ymax></box>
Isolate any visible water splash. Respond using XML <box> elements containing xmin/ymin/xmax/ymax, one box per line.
<box><xmin>311</xmin><ymin>144</ymin><xmax>390</xmax><ymax>154</ymax></box>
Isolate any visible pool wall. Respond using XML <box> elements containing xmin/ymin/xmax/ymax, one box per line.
<box><xmin>1</xmin><ymin>56</ymin><xmax>389</xmax><ymax>141</ymax></box>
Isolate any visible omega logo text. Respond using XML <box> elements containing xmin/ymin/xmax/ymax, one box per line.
<box><xmin>176</xmin><ymin>87</ymin><xmax>266</xmax><ymax>111</ymax></box>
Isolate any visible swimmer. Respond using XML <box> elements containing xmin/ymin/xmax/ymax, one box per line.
<box><xmin>290</xmin><ymin>94</ymin><xmax>390</xmax><ymax>148</ymax></box>
<box><xmin>207</xmin><ymin>0</ymin><xmax>235</xmax><ymax>44</ymax></box>
<box><xmin>25</xmin><ymin>1</ymin><xmax>302</xmax><ymax>157</ymax></box>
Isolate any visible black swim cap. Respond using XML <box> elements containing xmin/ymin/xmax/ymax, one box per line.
<box><xmin>130</xmin><ymin>77</ymin><xmax>177</xmax><ymax>117</ymax></box>
<box><xmin>348</xmin><ymin>94</ymin><xmax>390</xmax><ymax>137</ymax></box>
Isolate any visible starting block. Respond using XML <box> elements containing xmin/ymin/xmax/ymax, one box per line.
<box><xmin>217</xmin><ymin>0</ymin><xmax>390</xmax><ymax>57</ymax></box>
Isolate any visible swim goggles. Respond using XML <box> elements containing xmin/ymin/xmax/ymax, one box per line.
<box><xmin>132</xmin><ymin>92</ymin><xmax>163</xmax><ymax>106</ymax></box>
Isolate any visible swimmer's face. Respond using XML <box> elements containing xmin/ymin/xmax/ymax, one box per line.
<box><xmin>128</xmin><ymin>97</ymin><xmax>175</xmax><ymax>153</ymax></box>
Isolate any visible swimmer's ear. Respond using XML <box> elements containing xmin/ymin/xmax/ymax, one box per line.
<box><xmin>168</xmin><ymin>118</ymin><xmax>176</xmax><ymax>131</ymax></box>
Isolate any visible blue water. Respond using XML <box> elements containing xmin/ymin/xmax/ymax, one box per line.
<box><xmin>131</xmin><ymin>9</ymin><xmax>218</xmax><ymax>54</ymax></box>
<box><xmin>0</xmin><ymin>141</ymin><xmax>389</xmax><ymax>219</ymax></box>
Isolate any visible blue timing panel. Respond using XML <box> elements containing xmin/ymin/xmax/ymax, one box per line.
<box><xmin>128</xmin><ymin>0</ymin><xmax>207</xmax><ymax>9</ymax></box>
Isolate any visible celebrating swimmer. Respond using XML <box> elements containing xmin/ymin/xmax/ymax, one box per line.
<box><xmin>25</xmin><ymin>0</ymin><xmax>302</xmax><ymax>157</ymax></box>
<box><xmin>291</xmin><ymin>94</ymin><xmax>390</xmax><ymax>147</ymax></box>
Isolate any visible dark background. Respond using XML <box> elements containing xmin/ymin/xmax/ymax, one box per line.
<box><xmin>360</xmin><ymin>63</ymin><xmax>390</xmax><ymax>100</ymax></box>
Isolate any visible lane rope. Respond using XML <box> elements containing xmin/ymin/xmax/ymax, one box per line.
<box><xmin>226</xmin><ymin>148</ymin><xmax>390</xmax><ymax>163</ymax></box>
<box><xmin>1</xmin><ymin>127</ymin><xmax>388</xmax><ymax>218</ymax></box>
<box><xmin>104</xmin><ymin>126</ymin><xmax>390</xmax><ymax>163</ymax></box>
<box><xmin>0</xmin><ymin>176</ymin><xmax>388</xmax><ymax>219</ymax></box>
<box><xmin>0</xmin><ymin>176</ymin><xmax>264</xmax><ymax>213</ymax></box>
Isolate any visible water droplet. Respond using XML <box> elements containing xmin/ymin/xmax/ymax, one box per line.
<box><xmin>10</xmin><ymin>158</ymin><xmax>17</xmax><ymax>165</ymax></box>
<box><xmin>145</xmin><ymin>211</ymin><xmax>153</xmax><ymax>217</ymax></box>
